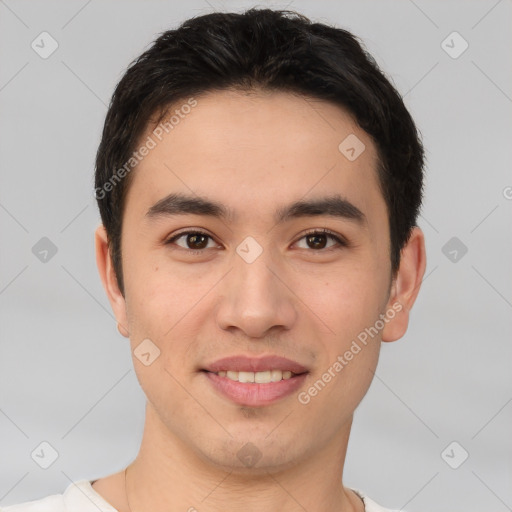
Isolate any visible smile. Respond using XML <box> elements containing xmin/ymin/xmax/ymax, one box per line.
<box><xmin>211</xmin><ymin>369</ymin><xmax>297</xmax><ymax>383</ymax></box>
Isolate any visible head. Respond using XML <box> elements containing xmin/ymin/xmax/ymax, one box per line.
<box><xmin>95</xmin><ymin>8</ymin><xmax>426</xmax><ymax>472</ymax></box>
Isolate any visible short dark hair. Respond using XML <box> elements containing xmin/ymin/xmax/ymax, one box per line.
<box><xmin>95</xmin><ymin>7</ymin><xmax>425</xmax><ymax>296</ymax></box>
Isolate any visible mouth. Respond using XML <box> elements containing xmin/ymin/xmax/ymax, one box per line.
<box><xmin>202</xmin><ymin>354</ymin><xmax>309</xmax><ymax>375</ymax></box>
<box><xmin>201</xmin><ymin>369</ymin><xmax>305</xmax><ymax>383</ymax></box>
<box><xmin>200</xmin><ymin>355</ymin><xmax>309</xmax><ymax>406</ymax></box>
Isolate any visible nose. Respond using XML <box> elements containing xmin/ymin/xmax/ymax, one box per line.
<box><xmin>215</xmin><ymin>246</ymin><xmax>297</xmax><ymax>339</ymax></box>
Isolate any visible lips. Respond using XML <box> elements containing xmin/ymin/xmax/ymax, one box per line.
<box><xmin>202</xmin><ymin>355</ymin><xmax>309</xmax><ymax>374</ymax></box>
<box><xmin>203</xmin><ymin>369</ymin><xmax>308</xmax><ymax>407</ymax></box>
<box><xmin>201</xmin><ymin>355</ymin><xmax>309</xmax><ymax>406</ymax></box>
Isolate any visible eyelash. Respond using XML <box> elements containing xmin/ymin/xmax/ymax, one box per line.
<box><xmin>164</xmin><ymin>228</ymin><xmax>348</xmax><ymax>255</ymax></box>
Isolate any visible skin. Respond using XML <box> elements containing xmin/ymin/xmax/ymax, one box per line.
<box><xmin>93</xmin><ymin>89</ymin><xmax>426</xmax><ymax>512</ymax></box>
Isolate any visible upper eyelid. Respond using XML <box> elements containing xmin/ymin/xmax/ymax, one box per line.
<box><xmin>167</xmin><ymin>230</ymin><xmax>218</xmax><ymax>248</ymax></box>
<box><xmin>167</xmin><ymin>229</ymin><xmax>216</xmax><ymax>243</ymax></box>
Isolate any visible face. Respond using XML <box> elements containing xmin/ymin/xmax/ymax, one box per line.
<box><xmin>97</xmin><ymin>89</ymin><xmax>420</xmax><ymax>472</ymax></box>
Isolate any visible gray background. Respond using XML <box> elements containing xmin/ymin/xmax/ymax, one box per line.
<box><xmin>1</xmin><ymin>0</ymin><xmax>511</xmax><ymax>510</ymax></box>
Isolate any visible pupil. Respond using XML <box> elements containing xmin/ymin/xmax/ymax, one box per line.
<box><xmin>189</xmin><ymin>234</ymin><xmax>208</xmax><ymax>249</ymax></box>
<box><xmin>307</xmin><ymin>234</ymin><xmax>326</xmax><ymax>249</ymax></box>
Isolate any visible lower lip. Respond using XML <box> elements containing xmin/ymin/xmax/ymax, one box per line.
<box><xmin>203</xmin><ymin>371</ymin><xmax>308</xmax><ymax>407</ymax></box>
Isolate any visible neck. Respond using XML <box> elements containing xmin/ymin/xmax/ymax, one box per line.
<box><xmin>123</xmin><ymin>402</ymin><xmax>362</xmax><ymax>512</ymax></box>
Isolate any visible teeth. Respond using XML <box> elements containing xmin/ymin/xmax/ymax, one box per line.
<box><xmin>256</xmin><ymin>370</ymin><xmax>271</xmax><ymax>383</ymax></box>
<box><xmin>214</xmin><ymin>369</ymin><xmax>295</xmax><ymax>383</ymax></box>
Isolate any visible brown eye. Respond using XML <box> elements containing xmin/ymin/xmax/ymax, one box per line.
<box><xmin>295</xmin><ymin>229</ymin><xmax>347</xmax><ymax>251</ymax></box>
<box><xmin>186</xmin><ymin>233</ymin><xmax>209</xmax><ymax>249</ymax></box>
<box><xmin>166</xmin><ymin>230</ymin><xmax>216</xmax><ymax>252</ymax></box>
<box><xmin>306</xmin><ymin>233</ymin><xmax>328</xmax><ymax>249</ymax></box>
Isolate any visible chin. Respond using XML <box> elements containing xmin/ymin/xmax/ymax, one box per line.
<box><xmin>191</xmin><ymin>432</ymin><xmax>305</xmax><ymax>474</ymax></box>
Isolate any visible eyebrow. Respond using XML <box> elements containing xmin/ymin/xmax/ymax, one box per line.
<box><xmin>145</xmin><ymin>192</ymin><xmax>367</xmax><ymax>226</ymax></box>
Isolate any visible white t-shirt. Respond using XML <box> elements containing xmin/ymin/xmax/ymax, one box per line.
<box><xmin>0</xmin><ymin>480</ymin><xmax>403</xmax><ymax>512</ymax></box>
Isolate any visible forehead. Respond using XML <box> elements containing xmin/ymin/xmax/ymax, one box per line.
<box><xmin>125</xmin><ymin>89</ymin><xmax>385</xmax><ymax>226</ymax></box>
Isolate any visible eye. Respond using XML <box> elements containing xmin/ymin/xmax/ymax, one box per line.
<box><xmin>165</xmin><ymin>230</ymin><xmax>218</xmax><ymax>254</ymax></box>
<box><xmin>295</xmin><ymin>229</ymin><xmax>348</xmax><ymax>251</ymax></box>
<box><xmin>164</xmin><ymin>228</ymin><xmax>348</xmax><ymax>255</ymax></box>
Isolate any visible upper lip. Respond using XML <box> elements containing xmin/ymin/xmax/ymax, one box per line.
<box><xmin>203</xmin><ymin>355</ymin><xmax>309</xmax><ymax>374</ymax></box>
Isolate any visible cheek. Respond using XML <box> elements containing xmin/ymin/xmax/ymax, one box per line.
<box><xmin>123</xmin><ymin>245</ymin><xmax>187</xmax><ymax>333</ymax></box>
<box><xmin>125</xmin><ymin>271</ymin><xmax>202</xmax><ymax>411</ymax></box>
<box><xmin>302</xmin><ymin>274</ymin><xmax>383</xmax><ymax>411</ymax></box>
<box><xmin>307</xmin><ymin>264</ymin><xmax>387</xmax><ymax>340</ymax></box>
<box><xmin>124</xmin><ymin>257</ymin><xmax>210</xmax><ymax>369</ymax></box>
<box><xmin>301</xmin><ymin>265</ymin><xmax>386</xmax><ymax>397</ymax></box>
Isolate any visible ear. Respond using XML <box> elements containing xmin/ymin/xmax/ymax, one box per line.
<box><xmin>381</xmin><ymin>226</ymin><xmax>426</xmax><ymax>342</ymax></box>
<box><xmin>95</xmin><ymin>224</ymin><xmax>129</xmax><ymax>337</ymax></box>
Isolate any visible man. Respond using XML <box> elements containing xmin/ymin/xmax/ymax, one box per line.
<box><xmin>3</xmin><ymin>7</ymin><xmax>426</xmax><ymax>512</ymax></box>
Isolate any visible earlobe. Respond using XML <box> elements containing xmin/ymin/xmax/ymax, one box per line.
<box><xmin>381</xmin><ymin>227</ymin><xmax>427</xmax><ymax>343</ymax></box>
<box><xmin>117</xmin><ymin>323</ymin><xmax>130</xmax><ymax>337</ymax></box>
<box><xmin>95</xmin><ymin>224</ymin><xmax>130</xmax><ymax>338</ymax></box>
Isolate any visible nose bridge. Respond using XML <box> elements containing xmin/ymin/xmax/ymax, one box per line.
<box><xmin>216</xmin><ymin>241</ymin><xmax>296</xmax><ymax>337</ymax></box>
<box><xmin>238</xmin><ymin>252</ymin><xmax>275</xmax><ymax>300</ymax></box>
<box><xmin>233</xmin><ymin>243</ymin><xmax>280</xmax><ymax>310</ymax></box>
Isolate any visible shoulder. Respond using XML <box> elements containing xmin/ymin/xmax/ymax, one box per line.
<box><xmin>352</xmin><ymin>489</ymin><xmax>405</xmax><ymax>512</ymax></box>
<box><xmin>0</xmin><ymin>480</ymin><xmax>118</xmax><ymax>512</ymax></box>
<box><xmin>0</xmin><ymin>493</ymin><xmax>64</xmax><ymax>512</ymax></box>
